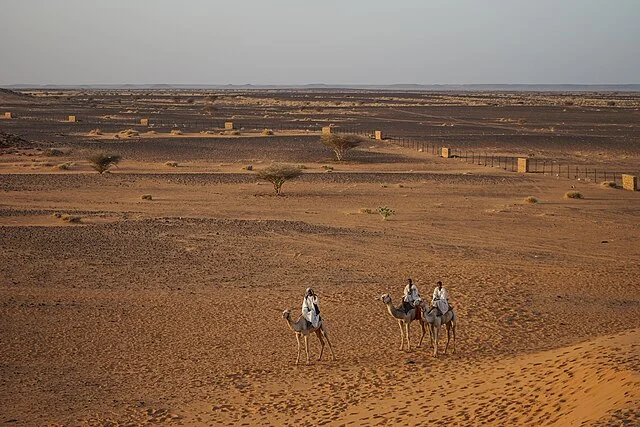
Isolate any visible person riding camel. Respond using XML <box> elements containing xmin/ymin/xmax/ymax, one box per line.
<box><xmin>301</xmin><ymin>287</ymin><xmax>320</xmax><ymax>328</ymax></box>
<box><xmin>430</xmin><ymin>280</ymin><xmax>449</xmax><ymax>316</ymax></box>
<box><xmin>402</xmin><ymin>278</ymin><xmax>420</xmax><ymax>313</ymax></box>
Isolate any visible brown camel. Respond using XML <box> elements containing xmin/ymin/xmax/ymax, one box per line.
<box><xmin>377</xmin><ymin>294</ymin><xmax>427</xmax><ymax>351</ymax></box>
<box><xmin>282</xmin><ymin>310</ymin><xmax>336</xmax><ymax>365</ymax></box>
<box><xmin>416</xmin><ymin>299</ymin><xmax>457</xmax><ymax>357</ymax></box>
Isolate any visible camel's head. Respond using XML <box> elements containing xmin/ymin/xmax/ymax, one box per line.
<box><xmin>377</xmin><ymin>294</ymin><xmax>391</xmax><ymax>304</ymax></box>
<box><xmin>282</xmin><ymin>310</ymin><xmax>291</xmax><ymax>319</ymax></box>
<box><xmin>413</xmin><ymin>297</ymin><xmax>425</xmax><ymax>308</ymax></box>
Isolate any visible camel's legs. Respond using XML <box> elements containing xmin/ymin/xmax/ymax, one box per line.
<box><xmin>321</xmin><ymin>327</ymin><xmax>336</xmax><ymax>360</ymax></box>
<box><xmin>304</xmin><ymin>335</ymin><xmax>311</xmax><ymax>365</ymax></box>
<box><xmin>397</xmin><ymin>320</ymin><xmax>405</xmax><ymax>350</ymax></box>
<box><xmin>432</xmin><ymin>325</ymin><xmax>439</xmax><ymax>357</ymax></box>
<box><xmin>444</xmin><ymin>323</ymin><xmax>451</xmax><ymax>354</ymax></box>
<box><xmin>418</xmin><ymin>321</ymin><xmax>426</xmax><ymax>347</ymax></box>
<box><xmin>405</xmin><ymin>322</ymin><xmax>411</xmax><ymax>351</ymax></box>
<box><xmin>295</xmin><ymin>334</ymin><xmax>302</xmax><ymax>365</ymax></box>
<box><xmin>451</xmin><ymin>320</ymin><xmax>456</xmax><ymax>354</ymax></box>
<box><xmin>315</xmin><ymin>329</ymin><xmax>325</xmax><ymax>361</ymax></box>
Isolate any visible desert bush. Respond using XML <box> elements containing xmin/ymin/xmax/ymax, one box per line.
<box><xmin>118</xmin><ymin>129</ymin><xmax>139</xmax><ymax>137</ymax></box>
<box><xmin>359</xmin><ymin>208</ymin><xmax>374</xmax><ymax>214</ymax></box>
<box><xmin>607</xmin><ymin>101</ymin><xmax>616</xmax><ymax>106</ymax></box>
<box><xmin>88</xmin><ymin>152</ymin><xmax>121</xmax><ymax>174</ymax></box>
<box><xmin>320</xmin><ymin>133</ymin><xmax>363</xmax><ymax>161</ymax></box>
<box><xmin>230</xmin><ymin>130</ymin><xmax>241</xmax><ymax>136</ymax></box>
<box><xmin>564</xmin><ymin>191</ymin><xmax>584</xmax><ymax>199</ymax></box>
<box><xmin>321</xmin><ymin>165</ymin><xmax>334</xmax><ymax>171</ymax></box>
<box><xmin>88</xmin><ymin>128</ymin><xmax>103</xmax><ymax>136</ymax></box>
<box><xmin>165</xmin><ymin>161</ymin><xmax>179</xmax><ymax>167</ymax></box>
<box><xmin>141</xmin><ymin>194</ymin><xmax>153</xmax><ymax>200</ymax></box>
<box><xmin>43</xmin><ymin>148</ymin><xmax>64</xmax><ymax>156</ymax></box>
<box><xmin>51</xmin><ymin>212</ymin><xmax>62</xmax><ymax>218</ymax></box>
<box><xmin>256</xmin><ymin>163</ymin><xmax>303</xmax><ymax>195</ymax></box>
<box><xmin>377</xmin><ymin>206</ymin><xmax>395</xmax><ymax>220</ymax></box>
<box><xmin>524</xmin><ymin>196</ymin><xmax>539</xmax><ymax>204</ymax></box>
<box><xmin>600</xmin><ymin>181</ymin><xmax>618</xmax><ymax>188</ymax></box>
<box><xmin>261</xmin><ymin>129</ymin><xmax>274</xmax><ymax>136</ymax></box>
<box><xmin>61</xmin><ymin>214</ymin><xmax>81</xmax><ymax>223</ymax></box>
<box><xmin>202</xmin><ymin>105</ymin><xmax>217</xmax><ymax>116</ymax></box>
<box><xmin>170</xmin><ymin>129</ymin><xmax>183</xmax><ymax>135</ymax></box>
<box><xmin>56</xmin><ymin>162</ymin><xmax>71</xmax><ymax>170</ymax></box>
<box><xmin>243</xmin><ymin>165</ymin><xmax>253</xmax><ymax>171</ymax></box>
<box><xmin>186</xmin><ymin>97</ymin><xmax>195</xmax><ymax>104</ymax></box>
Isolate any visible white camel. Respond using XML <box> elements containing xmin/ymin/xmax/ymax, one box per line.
<box><xmin>416</xmin><ymin>298</ymin><xmax>456</xmax><ymax>357</ymax></box>
<box><xmin>377</xmin><ymin>294</ymin><xmax>427</xmax><ymax>351</ymax></box>
<box><xmin>282</xmin><ymin>310</ymin><xmax>336</xmax><ymax>365</ymax></box>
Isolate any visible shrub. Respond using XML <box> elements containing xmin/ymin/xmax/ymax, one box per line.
<box><xmin>564</xmin><ymin>191</ymin><xmax>584</xmax><ymax>199</ymax></box>
<box><xmin>165</xmin><ymin>161</ymin><xmax>179</xmax><ymax>167</ymax></box>
<box><xmin>256</xmin><ymin>163</ymin><xmax>303</xmax><ymax>195</ymax></box>
<box><xmin>141</xmin><ymin>194</ymin><xmax>153</xmax><ymax>200</ymax></box>
<box><xmin>261</xmin><ymin>129</ymin><xmax>274</xmax><ymax>136</ymax></box>
<box><xmin>378</xmin><ymin>206</ymin><xmax>395</xmax><ymax>220</ymax></box>
<box><xmin>320</xmin><ymin>133</ymin><xmax>363</xmax><ymax>161</ymax></box>
<box><xmin>88</xmin><ymin>152</ymin><xmax>121</xmax><ymax>174</ymax></box>
<box><xmin>524</xmin><ymin>196</ymin><xmax>538</xmax><ymax>204</ymax></box>
<box><xmin>230</xmin><ymin>130</ymin><xmax>241</xmax><ymax>136</ymax></box>
<box><xmin>56</xmin><ymin>162</ymin><xmax>71</xmax><ymax>170</ymax></box>
<box><xmin>202</xmin><ymin>105</ymin><xmax>217</xmax><ymax>116</ymax></box>
<box><xmin>243</xmin><ymin>165</ymin><xmax>253</xmax><ymax>171</ymax></box>
<box><xmin>43</xmin><ymin>148</ymin><xmax>65</xmax><ymax>156</ymax></box>
<box><xmin>170</xmin><ymin>129</ymin><xmax>183</xmax><ymax>135</ymax></box>
<box><xmin>88</xmin><ymin>128</ymin><xmax>103</xmax><ymax>136</ymax></box>
<box><xmin>61</xmin><ymin>214</ymin><xmax>81</xmax><ymax>223</ymax></box>
<box><xmin>600</xmin><ymin>181</ymin><xmax>618</xmax><ymax>188</ymax></box>
<box><xmin>359</xmin><ymin>208</ymin><xmax>374</xmax><ymax>214</ymax></box>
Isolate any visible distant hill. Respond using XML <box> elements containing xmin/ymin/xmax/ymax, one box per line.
<box><xmin>3</xmin><ymin>84</ymin><xmax>640</xmax><ymax>92</ymax></box>
<box><xmin>0</xmin><ymin>88</ymin><xmax>34</xmax><ymax>104</ymax></box>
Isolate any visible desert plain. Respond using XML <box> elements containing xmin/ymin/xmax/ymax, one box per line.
<box><xmin>1</xmin><ymin>88</ymin><xmax>639</xmax><ymax>426</ymax></box>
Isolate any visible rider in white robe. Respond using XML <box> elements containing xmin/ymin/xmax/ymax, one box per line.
<box><xmin>302</xmin><ymin>288</ymin><xmax>320</xmax><ymax>328</ymax></box>
<box><xmin>431</xmin><ymin>281</ymin><xmax>449</xmax><ymax>315</ymax></box>
<box><xmin>402</xmin><ymin>278</ymin><xmax>420</xmax><ymax>312</ymax></box>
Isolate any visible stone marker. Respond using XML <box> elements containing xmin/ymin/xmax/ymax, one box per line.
<box><xmin>622</xmin><ymin>174</ymin><xmax>638</xmax><ymax>191</ymax></box>
<box><xmin>441</xmin><ymin>147</ymin><xmax>451</xmax><ymax>158</ymax></box>
<box><xmin>4</xmin><ymin>112</ymin><xmax>12</xmax><ymax>119</ymax></box>
<box><xmin>68</xmin><ymin>115</ymin><xmax>77</xmax><ymax>122</ymax></box>
<box><xmin>375</xmin><ymin>130</ymin><xmax>383</xmax><ymax>140</ymax></box>
<box><xmin>140</xmin><ymin>118</ymin><xmax>149</xmax><ymax>126</ymax></box>
<box><xmin>517</xmin><ymin>158</ymin><xmax>529</xmax><ymax>173</ymax></box>
<box><xmin>321</xmin><ymin>126</ymin><xmax>332</xmax><ymax>135</ymax></box>
<box><xmin>224</xmin><ymin>121</ymin><xmax>234</xmax><ymax>130</ymax></box>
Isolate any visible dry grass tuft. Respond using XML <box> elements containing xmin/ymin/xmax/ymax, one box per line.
<box><xmin>170</xmin><ymin>129</ymin><xmax>183</xmax><ymax>135</ymax></box>
<box><xmin>564</xmin><ymin>191</ymin><xmax>584</xmax><ymax>199</ymax></box>
<box><xmin>359</xmin><ymin>208</ymin><xmax>374</xmax><ymax>214</ymax></box>
<box><xmin>164</xmin><ymin>161</ymin><xmax>179</xmax><ymax>168</ymax></box>
<box><xmin>524</xmin><ymin>196</ymin><xmax>539</xmax><ymax>204</ymax></box>
<box><xmin>56</xmin><ymin>162</ymin><xmax>71</xmax><ymax>170</ymax></box>
<box><xmin>600</xmin><ymin>181</ymin><xmax>618</xmax><ymax>188</ymax></box>
<box><xmin>118</xmin><ymin>129</ymin><xmax>139</xmax><ymax>137</ymax></box>
<box><xmin>141</xmin><ymin>194</ymin><xmax>153</xmax><ymax>200</ymax></box>
<box><xmin>88</xmin><ymin>128</ymin><xmax>103</xmax><ymax>136</ymax></box>
<box><xmin>61</xmin><ymin>214</ymin><xmax>82</xmax><ymax>223</ymax></box>
<box><xmin>261</xmin><ymin>129</ymin><xmax>274</xmax><ymax>136</ymax></box>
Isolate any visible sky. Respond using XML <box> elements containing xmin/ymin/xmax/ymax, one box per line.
<box><xmin>1</xmin><ymin>0</ymin><xmax>639</xmax><ymax>85</ymax></box>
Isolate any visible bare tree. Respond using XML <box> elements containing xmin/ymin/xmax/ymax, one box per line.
<box><xmin>320</xmin><ymin>133</ymin><xmax>363</xmax><ymax>161</ymax></box>
<box><xmin>87</xmin><ymin>152</ymin><xmax>121</xmax><ymax>174</ymax></box>
<box><xmin>256</xmin><ymin>163</ymin><xmax>303</xmax><ymax>195</ymax></box>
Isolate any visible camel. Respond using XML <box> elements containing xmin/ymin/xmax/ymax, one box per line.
<box><xmin>282</xmin><ymin>310</ymin><xmax>335</xmax><ymax>365</ymax></box>
<box><xmin>377</xmin><ymin>294</ymin><xmax>427</xmax><ymax>351</ymax></box>
<box><xmin>416</xmin><ymin>299</ymin><xmax>456</xmax><ymax>357</ymax></box>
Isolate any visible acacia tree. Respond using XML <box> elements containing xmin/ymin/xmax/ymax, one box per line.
<box><xmin>320</xmin><ymin>133</ymin><xmax>363</xmax><ymax>161</ymax></box>
<box><xmin>256</xmin><ymin>163</ymin><xmax>303</xmax><ymax>195</ymax></box>
<box><xmin>87</xmin><ymin>152</ymin><xmax>121</xmax><ymax>174</ymax></box>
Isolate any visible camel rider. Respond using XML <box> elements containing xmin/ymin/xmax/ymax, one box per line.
<box><xmin>302</xmin><ymin>287</ymin><xmax>320</xmax><ymax>328</ymax></box>
<box><xmin>431</xmin><ymin>280</ymin><xmax>449</xmax><ymax>316</ymax></box>
<box><xmin>402</xmin><ymin>278</ymin><xmax>420</xmax><ymax>313</ymax></box>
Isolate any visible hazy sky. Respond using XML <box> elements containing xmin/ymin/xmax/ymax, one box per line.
<box><xmin>1</xmin><ymin>0</ymin><xmax>639</xmax><ymax>85</ymax></box>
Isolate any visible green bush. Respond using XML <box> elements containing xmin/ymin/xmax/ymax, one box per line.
<box><xmin>256</xmin><ymin>163</ymin><xmax>303</xmax><ymax>195</ymax></box>
<box><xmin>88</xmin><ymin>152</ymin><xmax>121</xmax><ymax>174</ymax></box>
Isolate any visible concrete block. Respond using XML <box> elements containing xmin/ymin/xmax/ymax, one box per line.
<box><xmin>224</xmin><ymin>121</ymin><xmax>234</xmax><ymax>130</ymax></box>
<box><xmin>321</xmin><ymin>126</ymin><xmax>332</xmax><ymax>135</ymax></box>
<box><xmin>517</xmin><ymin>158</ymin><xmax>529</xmax><ymax>173</ymax></box>
<box><xmin>375</xmin><ymin>130</ymin><xmax>383</xmax><ymax>140</ymax></box>
<box><xmin>140</xmin><ymin>118</ymin><xmax>149</xmax><ymax>126</ymax></box>
<box><xmin>68</xmin><ymin>115</ymin><xmax>77</xmax><ymax>122</ymax></box>
<box><xmin>441</xmin><ymin>147</ymin><xmax>451</xmax><ymax>158</ymax></box>
<box><xmin>4</xmin><ymin>112</ymin><xmax>13</xmax><ymax>119</ymax></box>
<box><xmin>622</xmin><ymin>174</ymin><xmax>638</xmax><ymax>191</ymax></box>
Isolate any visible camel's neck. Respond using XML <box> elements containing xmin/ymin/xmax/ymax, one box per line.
<box><xmin>285</xmin><ymin>316</ymin><xmax>301</xmax><ymax>332</ymax></box>
<box><xmin>386</xmin><ymin>301</ymin><xmax>407</xmax><ymax>319</ymax></box>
